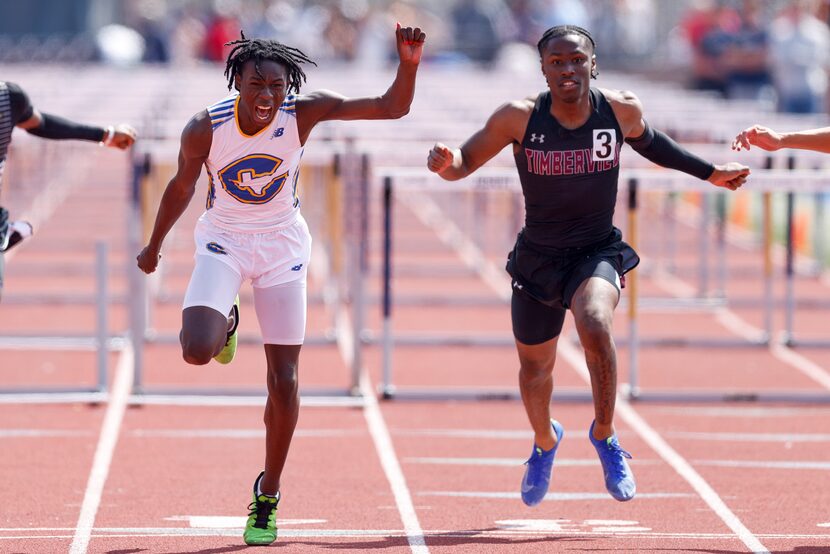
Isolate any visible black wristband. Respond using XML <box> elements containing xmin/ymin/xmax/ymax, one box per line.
<box><xmin>27</xmin><ymin>112</ymin><xmax>105</xmax><ymax>142</ymax></box>
<box><xmin>626</xmin><ymin>122</ymin><xmax>715</xmax><ymax>181</ymax></box>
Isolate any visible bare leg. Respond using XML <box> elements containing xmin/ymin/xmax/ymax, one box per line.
<box><xmin>180</xmin><ymin>306</ymin><xmax>229</xmax><ymax>365</ymax></box>
<box><xmin>516</xmin><ymin>336</ymin><xmax>559</xmax><ymax>451</ymax></box>
<box><xmin>570</xmin><ymin>276</ymin><xmax>620</xmax><ymax>441</ymax></box>
<box><xmin>259</xmin><ymin>343</ymin><xmax>301</xmax><ymax>495</ymax></box>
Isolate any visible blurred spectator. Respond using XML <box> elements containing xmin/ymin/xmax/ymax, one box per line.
<box><xmin>203</xmin><ymin>1</ymin><xmax>241</xmax><ymax>62</ymax></box>
<box><xmin>768</xmin><ymin>0</ymin><xmax>830</xmax><ymax>113</ymax></box>
<box><xmin>679</xmin><ymin>0</ymin><xmax>739</xmax><ymax>96</ymax></box>
<box><xmin>450</xmin><ymin>0</ymin><xmax>501</xmax><ymax>65</ymax></box>
<box><xmin>323</xmin><ymin>1</ymin><xmax>364</xmax><ymax>62</ymax></box>
<box><xmin>722</xmin><ymin>0</ymin><xmax>771</xmax><ymax>100</ymax></box>
<box><xmin>538</xmin><ymin>0</ymin><xmax>590</xmax><ymax>29</ymax></box>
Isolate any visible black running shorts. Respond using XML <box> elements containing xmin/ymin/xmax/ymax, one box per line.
<box><xmin>506</xmin><ymin>227</ymin><xmax>639</xmax><ymax>345</ymax></box>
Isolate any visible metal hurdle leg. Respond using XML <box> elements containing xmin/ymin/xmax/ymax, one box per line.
<box><xmin>381</xmin><ymin>176</ymin><xmax>395</xmax><ymax>398</ymax></box>
<box><xmin>626</xmin><ymin>179</ymin><xmax>641</xmax><ymax>398</ymax></box>
<box><xmin>0</xmin><ymin>241</ymin><xmax>114</xmax><ymax>403</ymax></box>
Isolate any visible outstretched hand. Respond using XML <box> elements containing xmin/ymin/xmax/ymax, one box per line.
<box><xmin>708</xmin><ymin>162</ymin><xmax>750</xmax><ymax>191</ymax></box>
<box><xmin>109</xmin><ymin>123</ymin><xmax>138</xmax><ymax>150</ymax></box>
<box><xmin>427</xmin><ymin>143</ymin><xmax>454</xmax><ymax>173</ymax></box>
<box><xmin>731</xmin><ymin>125</ymin><xmax>783</xmax><ymax>152</ymax></box>
<box><xmin>396</xmin><ymin>22</ymin><xmax>426</xmax><ymax>65</ymax></box>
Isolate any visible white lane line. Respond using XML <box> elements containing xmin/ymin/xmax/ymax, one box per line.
<box><xmin>4</xmin><ymin>527</ymin><xmax>830</xmax><ymax>540</ymax></box>
<box><xmin>336</xmin><ymin>302</ymin><xmax>428</xmax><ymax>554</ymax></box>
<box><xmin>360</xmin><ymin>374</ymin><xmax>428</xmax><ymax>554</ymax></box>
<box><xmin>694</xmin><ymin>460</ymin><xmax>830</xmax><ymax>470</ymax></box>
<box><xmin>650</xmin><ymin>406</ymin><xmax>828</xmax><ymax>417</ymax></box>
<box><xmin>68</xmin><ymin>344</ymin><xmax>134</xmax><ymax>554</ymax></box>
<box><xmin>419</xmin><ymin>491</ymin><xmax>695</xmax><ymax>500</ymax></box>
<box><xmin>0</xmin><ymin>430</ymin><xmax>91</xmax><ymax>438</ymax></box>
<box><xmin>667</xmin><ymin>431</ymin><xmax>830</xmax><ymax>442</ymax></box>
<box><xmin>129</xmin><ymin>429</ymin><xmax>366</xmax><ymax>439</ymax></box>
<box><xmin>405</xmin><ymin>456</ymin><xmax>661</xmax><ymax>467</ymax></box>
<box><xmin>558</xmin><ymin>339</ymin><xmax>771</xmax><ymax>554</ymax></box>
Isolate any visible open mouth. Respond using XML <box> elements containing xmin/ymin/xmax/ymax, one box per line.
<box><xmin>254</xmin><ymin>105</ymin><xmax>273</xmax><ymax>121</ymax></box>
<box><xmin>559</xmin><ymin>80</ymin><xmax>579</xmax><ymax>89</ymax></box>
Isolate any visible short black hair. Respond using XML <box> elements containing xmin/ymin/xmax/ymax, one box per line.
<box><xmin>537</xmin><ymin>25</ymin><xmax>596</xmax><ymax>55</ymax></box>
<box><xmin>224</xmin><ymin>32</ymin><xmax>317</xmax><ymax>94</ymax></box>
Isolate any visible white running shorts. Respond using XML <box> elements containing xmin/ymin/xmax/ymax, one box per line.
<box><xmin>182</xmin><ymin>214</ymin><xmax>311</xmax><ymax>344</ymax></box>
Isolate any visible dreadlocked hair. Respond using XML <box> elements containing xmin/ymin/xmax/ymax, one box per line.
<box><xmin>224</xmin><ymin>31</ymin><xmax>317</xmax><ymax>94</ymax></box>
<box><xmin>537</xmin><ymin>25</ymin><xmax>596</xmax><ymax>55</ymax></box>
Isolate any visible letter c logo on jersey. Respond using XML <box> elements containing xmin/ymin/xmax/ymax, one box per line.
<box><xmin>218</xmin><ymin>154</ymin><xmax>289</xmax><ymax>205</ymax></box>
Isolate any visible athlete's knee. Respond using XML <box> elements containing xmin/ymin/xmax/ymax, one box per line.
<box><xmin>180</xmin><ymin>333</ymin><xmax>219</xmax><ymax>365</ymax></box>
<box><xmin>266</xmin><ymin>363</ymin><xmax>299</xmax><ymax>401</ymax></box>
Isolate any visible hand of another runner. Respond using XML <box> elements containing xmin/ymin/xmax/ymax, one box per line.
<box><xmin>396</xmin><ymin>22</ymin><xmax>426</xmax><ymax>65</ymax></box>
<box><xmin>136</xmin><ymin>245</ymin><xmax>162</xmax><ymax>274</ymax></box>
<box><xmin>109</xmin><ymin>123</ymin><xmax>138</xmax><ymax>150</ymax></box>
<box><xmin>708</xmin><ymin>162</ymin><xmax>750</xmax><ymax>191</ymax></box>
<box><xmin>427</xmin><ymin>143</ymin><xmax>454</xmax><ymax>173</ymax></box>
<box><xmin>731</xmin><ymin>125</ymin><xmax>783</xmax><ymax>152</ymax></box>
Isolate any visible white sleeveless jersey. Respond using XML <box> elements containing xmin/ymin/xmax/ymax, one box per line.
<box><xmin>202</xmin><ymin>93</ymin><xmax>303</xmax><ymax>231</ymax></box>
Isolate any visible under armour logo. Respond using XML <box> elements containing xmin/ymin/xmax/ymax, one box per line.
<box><xmin>530</xmin><ymin>133</ymin><xmax>545</xmax><ymax>143</ymax></box>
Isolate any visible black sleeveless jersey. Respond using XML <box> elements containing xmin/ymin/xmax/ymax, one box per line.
<box><xmin>514</xmin><ymin>88</ymin><xmax>623</xmax><ymax>249</ymax></box>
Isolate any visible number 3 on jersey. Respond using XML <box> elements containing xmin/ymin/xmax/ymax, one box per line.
<box><xmin>218</xmin><ymin>154</ymin><xmax>289</xmax><ymax>204</ymax></box>
<box><xmin>592</xmin><ymin>129</ymin><xmax>616</xmax><ymax>162</ymax></box>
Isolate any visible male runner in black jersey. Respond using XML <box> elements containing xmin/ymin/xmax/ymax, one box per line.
<box><xmin>427</xmin><ymin>25</ymin><xmax>749</xmax><ymax>505</ymax></box>
<box><xmin>0</xmin><ymin>80</ymin><xmax>136</xmax><ymax>299</ymax></box>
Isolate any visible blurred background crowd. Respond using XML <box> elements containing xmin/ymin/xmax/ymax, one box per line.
<box><xmin>1</xmin><ymin>0</ymin><xmax>829</xmax><ymax>114</ymax></box>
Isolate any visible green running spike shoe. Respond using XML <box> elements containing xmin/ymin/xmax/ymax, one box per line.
<box><xmin>213</xmin><ymin>295</ymin><xmax>239</xmax><ymax>364</ymax></box>
<box><xmin>243</xmin><ymin>471</ymin><xmax>279</xmax><ymax>546</ymax></box>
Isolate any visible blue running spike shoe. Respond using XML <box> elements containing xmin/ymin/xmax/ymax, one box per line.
<box><xmin>520</xmin><ymin>419</ymin><xmax>564</xmax><ymax>507</ymax></box>
<box><xmin>589</xmin><ymin>420</ymin><xmax>636</xmax><ymax>501</ymax></box>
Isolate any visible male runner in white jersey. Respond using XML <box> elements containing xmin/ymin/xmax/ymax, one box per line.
<box><xmin>136</xmin><ymin>24</ymin><xmax>425</xmax><ymax>545</ymax></box>
<box><xmin>427</xmin><ymin>25</ymin><xmax>749</xmax><ymax>507</ymax></box>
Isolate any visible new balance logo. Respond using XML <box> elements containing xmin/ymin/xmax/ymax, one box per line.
<box><xmin>271</xmin><ymin>127</ymin><xmax>285</xmax><ymax>139</ymax></box>
<box><xmin>530</xmin><ymin>133</ymin><xmax>545</xmax><ymax>143</ymax></box>
<box><xmin>291</xmin><ymin>264</ymin><xmax>303</xmax><ymax>271</ymax></box>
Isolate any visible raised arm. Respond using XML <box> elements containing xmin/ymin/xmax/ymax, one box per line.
<box><xmin>607</xmin><ymin>88</ymin><xmax>749</xmax><ymax>191</ymax></box>
<box><xmin>9</xmin><ymin>82</ymin><xmax>136</xmax><ymax>149</ymax></box>
<box><xmin>731</xmin><ymin>125</ymin><xmax>830</xmax><ymax>154</ymax></box>
<box><xmin>427</xmin><ymin>100</ymin><xmax>530</xmax><ymax>181</ymax></box>
<box><xmin>136</xmin><ymin>111</ymin><xmax>211</xmax><ymax>274</ymax></box>
<box><xmin>295</xmin><ymin>23</ymin><xmax>425</xmax><ymax>140</ymax></box>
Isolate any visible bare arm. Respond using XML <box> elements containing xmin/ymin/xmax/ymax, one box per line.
<box><xmin>136</xmin><ymin>111</ymin><xmax>211</xmax><ymax>274</ymax></box>
<box><xmin>296</xmin><ymin>23</ymin><xmax>425</xmax><ymax>141</ymax></box>
<box><xmin>606</xmin><ymin>88</ymin><xmax>749</xmax><ymax>191</ymax></box>
<box><xmin>427</xmin><ymin>100</ymin><xmax>530</xmax><ymax>181</ymax></box>
<box><xmin>732</xmin><ymin>125</ymin><xmax>830</xmax><ymax>154</ymax></box>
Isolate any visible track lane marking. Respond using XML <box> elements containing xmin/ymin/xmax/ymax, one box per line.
<box><xmin>336</xmin><ymin>301</ymin><xmax>429</xmax><ymax>553</ymax></box>
<box><xmin>69</xmin><ymin>344</ymin><xmax>133</xmax><ymax>554</ymax></box>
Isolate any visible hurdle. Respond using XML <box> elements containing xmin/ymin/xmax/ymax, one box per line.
<box><xmin>375</xmin><ymin>166</ymin><xmax>830</xmax><ymax>403</ymax></box>
<box><xmin>0</xmin><ymin>241</ymin><xmax>121</xmax><ymax>403</ymax></box>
